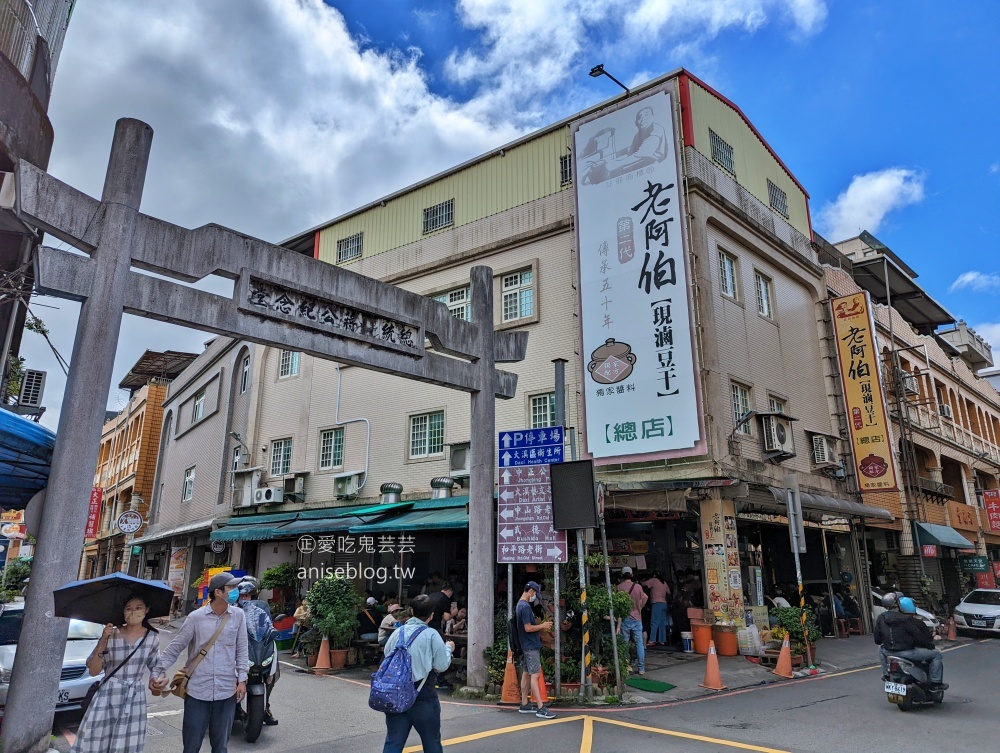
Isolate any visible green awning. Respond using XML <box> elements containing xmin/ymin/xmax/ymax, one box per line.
<box><xmin>349</xmin><ymin>507</ymin><xmax>468</xmax><ymax>533</ymax></box>
<box><xmin>278</xmin><ymin>515</ymin><xmax>374</xmax><ymax>535</ymax></box>
<box><xmin>211</xmin><ymin>512</ymin><xmax>299</xmax><ymax>542</ymax></box>
<box><xmin>411</xmin><ymin>495</ymin><xmax>469</xmax><ymax>510</ymax></box>
<box><xmin>330</xmin><ymin>501</ymin><xmax>414</xmax><ymax>518</ymax></box>
<box><xmin>914</xmin><ymin>522</ymin><xmax>975</xmax><ymax>549</ymax></box>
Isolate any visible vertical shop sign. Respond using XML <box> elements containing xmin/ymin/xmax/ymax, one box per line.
<box><xmin>85</xmin><ymin>488</ymin><xmax>103</xmax><ymax>539</ymax></box>
<box><xmin>983</xmin><ymin>489</ymin><xmax>1000</xmax><ymax>532</ymax></box>
<box><xmin>573</xmin><ymin>87</ymin><xmax>704</xmax><ymax>462</ymax></box>
<box><xmin>168</xmin><ymin>546</ymin><xmax>189</xmax><ymax>596</ymax></box>
<box><xmin>830</xmin><ymin>292</ymin><xmax>900</xmax><ymax>492</ymax></box>
<box><xmin>700</xmin><ymin>498</ymin><xmax>746</xmax><ymax>625</ymax></box>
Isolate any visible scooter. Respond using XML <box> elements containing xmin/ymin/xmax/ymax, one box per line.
<box><xmin>233</xmin><ymin>610</ymin><xmax>277</xmax><ymax>742</ymax></box>
<box><xmin>884</xmin><ymin>655</ymin><xmax>944</xmax><ymax>711</ymax></box>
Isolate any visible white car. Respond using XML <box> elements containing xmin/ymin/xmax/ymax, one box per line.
<box><xmin>871</xmin><ymin>589</ymin><xmax>940</xmax><ymax>631</ymax></box>
<box><xmin>0</xmin><ymin>601</ymin><xmax>105</xmax><ymax>716</ymax></box>
<box><xmin>953</xmin><ymin>589</ymin><xmax>1000</xmax><ymax>636</ymax></box>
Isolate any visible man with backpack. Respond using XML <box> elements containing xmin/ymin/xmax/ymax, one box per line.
<box><xmin>376</xmin><ymin>594</ymin><xmax>455</xmax><ymax>753</ymax></box>
<box><xmin>516</xmin><ymin>581</ymin><xmax>555</xmax><ymax>719</ymax></box>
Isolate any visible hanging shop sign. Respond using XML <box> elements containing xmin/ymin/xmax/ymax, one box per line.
<box><xmin>830</xmin><ymin>291</ymin><xmax>900</xmax><ymax>492</ymax></box>
<box><xmin>85</xmin><ymin>488</ymin><xmax>103</xmax><ymax>539</ymax></box>
<box><xmin>573</xmin><ymin>86</ymin><xmax>704</xmax><ymax>463</ymax></box>
<box><xmin>116</xmin><ymin>510</ymin><xmax>143</xmax><ymax>535</ymax></box>
<box><xmin>958</xmin><ymin>555</ymin><xmax>989</xmax><ymax>573</ymax></box>
<box><xmin>948</xmin><ymin>500</ymin><xmax>979</xmax><ymax>532</ymax></box>
<box><xmin>982</xmin><ymin>489</ymin><xmax>1000</xmax><ymax>532</ymax></box>
<box><xmin>922</xmin><ymin>544</ymin><xmax>938</xmax><ymax>558</ymax></box>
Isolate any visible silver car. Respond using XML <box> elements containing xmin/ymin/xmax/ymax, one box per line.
<box><xmin>0</xmin><ymin>601</ymin><xmax>105</xmax><ymax>716</ymax></box>
<box><xmin>953</xmin><ymin>589</ymin><xmax>1000</xmax><ymax>636</ymax></box>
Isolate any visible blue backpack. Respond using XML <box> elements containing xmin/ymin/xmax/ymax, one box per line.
<box><xmin>369</xmin><ymin>625</ymin><xmax>428</xmax><ymax>713</ymax></box>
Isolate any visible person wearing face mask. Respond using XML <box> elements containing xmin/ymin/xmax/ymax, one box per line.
<box><xmin>517</xmin><ymin>581</ymin><xmax>555</xmax><ymax>719</ymax></box>
<box><xmin>71</xmin><ymin>595</ymin><xmax>160</xmax><ymax>752</ymax></box>
<box><xmin>150</xmin><ymin>572</ymin><xmax>248</xmax><ymax>753</ymax></box>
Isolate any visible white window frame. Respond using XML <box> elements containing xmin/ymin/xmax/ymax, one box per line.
<box><xmin>409</xmin><ymin>411</ymin><xmax>445</xmax><ymax>459</ymax></box>
<box><xmin>336</xmin><ymin>232</ymin><xmax>363</xmax><ymax>263</ymax></box>
<box><xmin>319</xmin><ymin>428</ymin><xmax>345</xmax><ymax>470</ymax></box>
<box><xmin>530</xmin><ymin>393</ymin><xmax>557</xmax><ymax>429</ymax></box>
<box><xmin>560</xmin><ymin>154</ymin><xmax>573</xmax><ymax>185</ymax></box>
<box><xmin>191</xmin><ymin>391</ymin><xmax>205</xmax><ymax>423</ymax></box>
<box><xmin>270</xmin><ymin>438</ymin><xmax>292</xmax><ymax>477</ymax></box>
<box><xmin>502</xmin><ymin>270</ymin><xmax>535</xmax><ymax>323</ymax></box>
<box><xmin>240</xmin><ymin>356</ymin><xmax>251</xmax><ymax>394</ymax></box>
<box><xmin>755</xmin><ymin>272</ymin><xmax>773</xmax><ymax>318</ymax></box>
<box><xmin>423</xmin><ymin>199</ymin><xmax>455</xmax><ymax>234</ymax></box>
<box><xmin>182</xmin><ymin>467</ymin><xmax>195</xmax><ymax>502</ymax></box>
<box><xmin>434</xmin><ymin>287</ymin><xmax>471</xmax><ymax>322</ymax></box>
<box><xmin>232</xmin><ymin>446</ymin><xmax>241</xmax><ymax>472</ymax></box>
<box><xmin>719</xmin><ymin>251</ymin><xmax>738</xmax><ymax>299</ymax></box>
<box><xmin>731</xmin><ymin>383</ymin><xmax>752</xmax><ymax>435</ymax></box>
<box><xmin>279</xmin><ymin>350</ymin><xmax>300</xmax><ymax>378</ymax></box>
<box><xmin>768</xmin><ymin>396</ymin><xmax>786</xmax><ymax>415</ymax></box>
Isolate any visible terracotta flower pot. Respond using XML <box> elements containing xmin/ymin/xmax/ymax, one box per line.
<box><xmin>306</xmin><ymin>653</ymin><xmax>318</xmax><ymax>668</ymax></box>
<box><xmin>329</xmin><ymin>648</ymin><xmax>349</xmax><ymax>670</ymax></box>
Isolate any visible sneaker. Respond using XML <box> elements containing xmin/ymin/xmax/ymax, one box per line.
<box><xmin>535</xmin><ymin>706</ymin><xmax>556</xmax><ymax>719</ymax></box>
<box><xmin>638</xmin><ymin>670</ymin><xmax>645</xmax><ymax>675</ymax></box>
<box><xmin>932</xmin><ymin>682</ymin><xmax>949</xmax><ymax>691</ymax></box>
<box><xmin>518</xmin><ymin>704</ymin><xmax>536</xmax><ymax>714</ymax></box>
<box><xmin>263</xmin><ymin>711</ymin><xmax>278</xmax><ymax>726</ymax></box>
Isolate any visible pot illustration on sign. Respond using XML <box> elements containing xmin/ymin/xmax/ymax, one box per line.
<box><xmin>859</xmin><ymin>453</ymin><xmax>889</xmax><ymax>478</ymax></box>
<box><xmin>588</xmin><ymin>338</ymin><xmax>636</xmax><ymax>384</ymax></box>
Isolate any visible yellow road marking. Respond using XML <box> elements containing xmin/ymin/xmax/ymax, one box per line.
<box><xmin>596</xmin><ymin>717</ymin><xmax>792</xmax><ymax>753</ymax></box>
<box><xmin>402</xmin><ymin>714</ymin><xmax>587</xmax><ymax>751</ymax></box>
<box><xmin>581</xmin><ymin>715</ymin><xmax>594</xmax><ymax>753</ymax></box>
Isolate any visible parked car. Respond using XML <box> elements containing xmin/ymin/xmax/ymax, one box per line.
<box><xmin>0</xmin><ymin>601</ymin><xmax>104</xmax><ymax>717</ymax></box>
<box><xmin>952</xmin><ymin>589</ymin><xmax>1000</xmax><ymax>636</ymax></box>
<box><xmin>870</xmin><ymin>589</ymin><xmax>940</xmax><ymax>631</ymax></box>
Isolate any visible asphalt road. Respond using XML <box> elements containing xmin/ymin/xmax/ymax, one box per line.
<box><xmin>53</xmin><ymin>639</ymin><xmax>997</xmax><ymax>753</ymax></box>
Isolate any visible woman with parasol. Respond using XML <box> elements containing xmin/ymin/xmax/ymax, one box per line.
<box><xmin>70</xmin><ymin>593</ymin><xmax>161</xmax><ymax>753</ymax></box>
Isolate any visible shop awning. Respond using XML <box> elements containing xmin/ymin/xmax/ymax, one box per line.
<box><xmin>914</xmin><ymin>522</ymin><xmax>975</xmax><ymax>549</ymax></box>
<box><xmin>277</xmin><ymin>515</ymin><xmax>373</xmax><ymax>535</ymax></box>
<box><xmin>0</xmin><ymin>408</ymin><xmax>56</xmax><ymax>509</ymax></box>
<box><xmin>330</xmin><ymin>500</ymin><xmax>414</xmax><ymax>518</ymax></box>
<box><xmin>606</xmin><ymin>489</ymin><xmax>691</xmax><ymax>512</ymax></box>
<box><xmin>211</xmin><ymin>512</ymin><xmax>299</xmax><ymax>542</ymax></box>
<box><xmin>766</xmin><ymin>487</ymin><xmax>893</xmax><ymax>521</ymax></box>
<box><xmin>132</xmin><ymin>517</ymin><xmax>216</xmax><ymax>546</ymax></box>
<box><xmin>349</xmin><ymin>507</ymin><xmax>468</xmax><ymax>533</ymax></box>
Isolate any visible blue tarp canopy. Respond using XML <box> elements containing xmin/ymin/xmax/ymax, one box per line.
<box><xmin>0</xmin><ymin>409</ymin><xmax>56</xmax><ymax>509</ymax></box>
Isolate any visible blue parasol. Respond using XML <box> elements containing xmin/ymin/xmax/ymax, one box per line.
<box><xmin>53</xmin><ymin>572</ymin><xmax>175</xmax><ymax>625</ymax></box>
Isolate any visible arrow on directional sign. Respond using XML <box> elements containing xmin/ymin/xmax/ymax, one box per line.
<box><xmin>501</xmin><ymin>433</ymin><xmax>513</xmax><ymax>448</ymax></box>
<box><xmin>500</xmin><ymin>527</ymin><xmax>515</xmax><ymax>539</ymax></box>
<box><xmin>546</xmin><ymin>546</ymin><xmax>563</xmax><ymax>558</ymax></box>
<box><xmin>499</xmin><ymin>508</ymin><xmax>514</xmax><ymax>520</ymax></box>
<box><xmin>501</xmin><ymin>451</ymin><xmax>512</xmax><ymax>466</ymax></box>
<box><xmin>499</xmin><ymin>490</ymin><xmax>514</xmax><ymax>502</ymax></box>
<box><xmin>501</xmin><ymin>469</ymin><xmax>512</xmax><ymax>483</ymax></box>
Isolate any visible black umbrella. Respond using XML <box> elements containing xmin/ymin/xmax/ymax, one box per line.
<box><xmin>53</xmin><ymin>573</ymin><xmax>175</xmax><ymax>625</ymax></box>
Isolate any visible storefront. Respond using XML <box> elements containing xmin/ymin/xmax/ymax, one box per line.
<box><xmin>132</xmin><ymin>516</ymin><xmax>216</xmax><ymax>614</ymax></box>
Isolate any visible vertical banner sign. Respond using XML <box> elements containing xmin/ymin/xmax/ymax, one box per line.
<box><xmin>496</xmin><ymin>428</ymin><xmax>568</xmax><ymax>564</ymax></box>
<box><xmin>573</xmin><ymin>87</ymin><xmax>703</xmax><ymax>462</ymax></box>
<box><xmin>85</xmin><ymin>487</ymin><xmax>103</xmax><ymax>539</ymax></box>
<box><xmin>983</xmin><ymin>489</ymin><xmax>1000</xmax><ymax>532</ymax></box>
<box><xmin>830</xmin><ymin>292</ymin><xmax>900</xmax><ymax>492</ymax></box>
<box><xmin>168</xmin><ymin>546</ymin><xmax>189</xmax><ymax>596</ymax></box>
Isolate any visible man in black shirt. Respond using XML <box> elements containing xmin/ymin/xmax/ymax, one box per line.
<box><xmin>874</xmin><ymin>596</ymin><xmax>946</xmax><ymax>689</ymax></box>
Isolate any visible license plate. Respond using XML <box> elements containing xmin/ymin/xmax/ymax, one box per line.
<box><xmin>885</xmin><ymin>682</ymin><xmax>907</xmax><ymax>696</ymax></box>
<box><xmin>57</xmin><ymin>689</ymin><xmax>70</xmax><ymax>704</ymax></box>
<box><xmin>970</xmin><ymin>619</ymin><xmax>988</xmax><ymax>627</ymax></box>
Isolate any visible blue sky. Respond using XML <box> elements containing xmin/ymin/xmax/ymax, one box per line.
<box><xmin>20</xmin><ymin>0</ymin><xmax>1000</xmax><ymax>428</ymax></box>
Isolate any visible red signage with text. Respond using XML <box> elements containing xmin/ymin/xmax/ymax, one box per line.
<box><xmin>922</xmin><ymin>544</ymin><xmax>938</xmax><ymax>558</ymax></box>
<box><xmin>983</xmin><ymin>489</ymin><xmax>1000</xmax><ymax>532</ymax></box>
<box><xmin>993</xmin><ymin>561</ymin><xmax>1000</xmax><ymax>580</ymax></box>
<box><xmin>85</xmin><ymin>488</ymin><xmax>103</xmax><ymax>539</ymax></box>
<box><xmin>976</xmin><ymin>571</ymin><xmax>996</xmax><ymax>589</ymax></box>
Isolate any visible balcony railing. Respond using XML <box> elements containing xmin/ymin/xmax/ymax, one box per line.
<box><xmin>912</xmin><ymin>476</ymin><xmax>954</xmax><ymax>499</ymax></box>
<box><xmin>893</xmin><ymin>402</ymin><xmax>1000</xmax><ymax>466</ymax></box>
<box><xmin>683</xmin><ymin>147</ymin><xmax>816</xmax><ymax>263</ymax></box>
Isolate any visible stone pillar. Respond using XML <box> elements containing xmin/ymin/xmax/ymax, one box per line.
<box><xmin>1</xmin><ymin>119</ymin><xmax>152</xmax><ymax>753</ymax></box>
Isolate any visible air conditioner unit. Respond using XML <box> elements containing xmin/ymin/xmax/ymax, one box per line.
<box><xmin>17</xmin><ymin>369</ymin><xmax>46</xmax><ymax>408</ymax></box>
<box><xmin>449</xmin><ymin>443</ymin><xmax>470</xmax><ymax>479</ymax></box>
<box><xmin>253</xmin><ymin>485</ymin><xmax>283</xmax><ymax>505</ymax></box>
<box><xmin>232</xmin><ymin>487</ymin><xmax>251</xmax><ymax>509</ymax></box>
<box><xmin>334</xmin><ymin>473</ymin><xmax>361</xmax><ymax>498</ymax></box>
<box><xmin>283</xmin><ymin>475</ymin><xmax>306</xmax><ymax>500</ymax></box>
<box><xmin>762</xmin><ymin>415</ymin><xmax>794</xmax><ymax>455</ymax></box>
<box><xmin>812</xmin><ymin>435</ymin><xmax>836</xmax><ymax>466</ymax></box>
<box><xmin>939</xmin><ymin>403</ymin><xmax>953</xmax><ymax>420</ymax></box>
<box><xmin>899</xmin><ymin>374</ymin><xmax>919</xmax><ymax>395</ymax></box>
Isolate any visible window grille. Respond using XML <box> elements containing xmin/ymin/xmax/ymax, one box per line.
<box><xmin>336</xmin><ymin>232</ymin><xmax>363</xmax><ymax>262</ymax></box>
<box><xmin>423</xmin><ymin>199</ymin><xmax>455</xmax><ymax>234</ymax></box>
<box><xmin>709</xmin><ymin>129</ymin><xmax>735</xmax><ymax>174</ymax></box>
<box><xmin>767</xmin><ymin>179</ymin><xmax>789</xmax><ymax>218</ymax></box>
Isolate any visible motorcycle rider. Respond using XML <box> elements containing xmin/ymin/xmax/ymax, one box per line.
<box><xmin>873</xmin><ymin>592</ymin><xmax>902</xmax><ymax>676</ymax></box>
<box><xmin>236</xmin><ymin>576</ymin><xmax>279</xmax><ymax>726</ymax></box>
<box><xmin>874</xmin><ymin>595</ymin><xmax>947</xmax><ymax>690</ymax></box>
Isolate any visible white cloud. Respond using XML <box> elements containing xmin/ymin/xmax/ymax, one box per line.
<box><xmin>974</xmin><ymin>323</ymin><xmax>1000</xmax><ymax>354</ymax></box>
<box><xmin>990</xmin><ymin>162</ymin><xmax>1000</xmax><ymax>175</ymax></box>
<box><xmin>816</xmin><ymin>167</ymin><xmax>926</xmax><ymax>242</ymax></box>
<box><xmin>950</xmin><ymin>271</ymin><xmax>1000</xmax><ymax>293</ymax></box>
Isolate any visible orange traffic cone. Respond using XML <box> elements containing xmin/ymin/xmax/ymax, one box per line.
<box><xmin>499</xmin><ymin>650</ymin><xmax>522</xmax><ymax>706</ymax></box>
<box><xmin>699</xmin><ymin>640</ymin><xmax>728</xmax><ymax>691</ymax></box>
<box><xmin>537</xmin><ymin>666</ymin><xmax>550</xmax><ymax>704</ymax></box>
<box><xmin>313</xmin><ymin>636</ymin><xmax>332</xmax><ymax>672</ymax></box>
<box><xmin>772</xmin><ymin>636</ymin><xmax>794</xmax><ymax>679</ymax></box>
<box><xmin>946</xmin><ymin>617</ymin><xmax>957</xmax><ymax>641</ymax></box>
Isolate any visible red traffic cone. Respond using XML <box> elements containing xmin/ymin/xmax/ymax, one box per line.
<box><xmin>772</xmin><ymin>636</ymin><xmax>794</xmax><ymax>679</ymax></box>
<box><xmin>699</xmin><ymin>640</ymin><xmax>728</xmax><ymax>691</ymax></box>
<box><xmin>499</xmin><ymin>650</ymin><xmax>522</xmax><ymax>706</ymax></box>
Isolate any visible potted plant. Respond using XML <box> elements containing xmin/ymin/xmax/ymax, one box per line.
<box><xmin>770</xmin><ymin>606</ymin><xmax>820</xmax><ymax>660</ymax></box>
<box><xmin>260</xmin><ymin>561</ymin><xmax>299</xmax><ymax>610</ymax></box>
<box><xmin>300</xmin><ymin>621</ymin><xmax>323</xmax><ymax>667</ymax></box>
<box><xmin>306</xmin><ymin>575</ymin><xmax>361</xmax><ymax>669</ymax></box>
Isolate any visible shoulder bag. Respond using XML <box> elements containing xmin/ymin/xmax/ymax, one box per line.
<box><xmin>166</xmin><ymin>612</ymin><xmax>230</xmax><ymax>699</ymax></box>
<box><xmin>81</xmin><ymin>629</ymin><xmax>149</xmax><ymax>714</ymax></box>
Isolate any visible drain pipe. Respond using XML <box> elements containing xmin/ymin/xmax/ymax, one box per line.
<box><xmin>335</xmin><ymin>364</ymin><xmax>371</xmax><ymax>496</ymax></box>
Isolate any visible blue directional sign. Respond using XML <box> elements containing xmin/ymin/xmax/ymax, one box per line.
<box><xmin>498</xmin><ymin>429</ymin><xmax>564</xmax><ymax>467</ymax></box>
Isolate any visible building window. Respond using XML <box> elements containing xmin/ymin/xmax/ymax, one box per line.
<box><xmin>409</xmin><ymin>411</ymin><xmax>445</xmax><ymax>458</ymax></box>
<box><xmin>767</xmin><ymin>179</ymin><xmax>789</xmax><ymax>218</ymax></box>
<box><xmin>768</xmin><ymin>396</ymin><xmax>785</xmax><ymax>415</ymax></box>
<box><xmin>182</xmin><ymin>467</ymin><xmax>195</xmax><ymax>502</ymax></box>
<box><xmin>423</xmin><ymin>199</ymin><xmax>454</xmax><ymax>234</ymax></box>
<box><xmin>530</xmin><ymin>393</ymin><xmax>557</xmax><ymax>429</ymax></box>
<box><xmin>232</xmin><ymin>446</ymin><xmax>241</xmax><ymax>472</ymax></box>
<box><xmin>320</xmin><ymin>428</ymin><xmax>345</xmax><ymax>470</ymax></box>
<box><xmin>191</xmin><ymin>391</ymin><xmax>205</xmax><ymax>423</ymax></box>
<box><xmin>336</xmin><ymin>232</ymin><xmax>363</xmax><ymax>263</ymax></box>
<box><xmin>731</xmin><ymin>383</ymin><xmax>752</xmax><ymax>434</ymax></box>
<box><xmin>502</xmin><ymin>270</ymin><xmax>535</xmax><ymax>322</ymax></box>
<box><xmin>755</xmin><ymin>272</ymin><xmax>773</xmax><ymax>318</ymax></box>
<box><xmin>270</xmin><ymin>438</ymin><xmax>292</xmax><ymax>477</ymax></box>
<box><xmin>434</xmin><ymin>287</ymin><xmax>471</xmax><ymax>321</ymax></box>
<box><xmin>709</xmin><ymin>129</ymin><xmax>735</xmax><ymax>174</ymax></box>
<box><xmin>718</xmin><ymin>251</ymin><xmax>738</xmax><ymax>299</ymax></box>
<box><xmin>279</xmin><ymin>350</ymin><xmax>300</xmax><ymax>378</ymax></box>
<box><xmin>240</xmin><ymin>356</ymin><xmax>251</xmax><ymax>394</ymax></box>
<box><xmin>560</xmin><ymin>154</ymin><xmax>573</xmax><ymax>185</ymax></box>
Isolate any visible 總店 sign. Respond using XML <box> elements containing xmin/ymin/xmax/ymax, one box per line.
<box><xmin>830</xmin><ymin>292</ymin><xmax>900</xmax><ymax>492</ymax></box>
<box><xmin>572</xmin><ymin>87</ymin><xmax>703</xmax><ymax>462</ymax></box>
